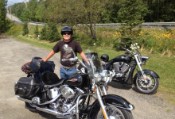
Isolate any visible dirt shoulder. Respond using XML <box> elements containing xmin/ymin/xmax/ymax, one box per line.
<box><xmin>0</xmin><ymin>37</ymin><xmax>174</xmax><ymax>119</ymax></box>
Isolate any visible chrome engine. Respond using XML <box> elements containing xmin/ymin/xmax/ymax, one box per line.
<box><xmin>48</xmin><ymin>85</ymin><xmax>84</xmax><ymax>114</ymax></box>
<box><xmin>47</xmin><ymin>87</ymin><xmax>59</xmax><ymax>99</ymax></box>
<box><xmin>113</xmin><ymin>62</ymin><xmax>130</xmax><ymax>78</ymax></box>
<box><xmin>18</xmin><ymin>85</ymin><xmax>84</xmax><ymax>118</ymax></box>
<box><xmin>47</xmin><ymin>85</ymin><xmax>76</xmax><ymax>112</ymax></box>
<box><xmin>60</xmin><ymin>85</ymin><xmax>75</xmax><ymax>99</ymax></box>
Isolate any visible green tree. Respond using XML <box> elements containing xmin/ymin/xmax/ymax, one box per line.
<box><xmin>21</xmin><ymin>8</ymin><xmax>31</xmax><ymax>22</ymax></box>
<box><xmin>9</xmin><ymin>0</ymin><xmax>175</xmax><ymax>23</ymax></box>
<box><xmin>0</xmin><ymin>0</ymin><xmax>7</xmax><ymax>34</ymax></box>
<box><xmin>34</xmin><ymin>25</ymin><xmax>39</xmax><ymax>38</ymax></box>
<box><xmin>77</xmin><ymin>0</ymin><xmax>108</xmax><ymax>40</ymax></box>
<box><xmin>28</xmin><ymin>0</ymin><xmax>38</xmax><ymax>21</ymax></box>
<box><xmin>39</xmin><ymin>23</ymin><xmax>60</xmax><ymax>42</ymax></box>
<box><xmin>35</xmin><ymin>0</ymin><xmax>46</xmax><ymax>22</ymax></box>
<box><xmin>144</xmin><ymin>0</ymin><xmax>175</xmax><ymax>22</ymax></box>
<box><xmin>22</xmin><ymin>22</ymin><xmax>29</xmax><ymax>36</ymax></box>
<box><xmin>100</xmin><ymin>0</ymin><xmax>122</xmax><ymax>23</ymax></box>
<box><xmin>40</xmin><ymin>25</ymin><xmax>47</xmax><ymax>40</ymax></box>
<box><xmin>45</xmin><ymin>0</ymin><xmax>108</xmax><ymax>40</ymax></box>
<box><xmin>10</xmin><ymin>3</ymin><xmax>26</xmax><ymax>20</ymax></box>
<box><xmin>117</xmin><ymin>0</ymin><xmax>148</xmax><ymax>44</ymax></box>
<box><xmin>47</xmin><ymin>23</ymin><xmax>60</xmax><ymax>42</ymax></box>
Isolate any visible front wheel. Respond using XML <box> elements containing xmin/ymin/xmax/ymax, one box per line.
<box><xmin>91</xmin><ymin>102</ymin><xmax>133</xmax><ymax>119</ymax></box>
<box><xmin>135</xmin><ymin>71</ymin><xmax>159</xmax><ymax>94</ymax></box>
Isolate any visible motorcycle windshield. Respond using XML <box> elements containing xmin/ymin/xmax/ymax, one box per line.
<box><xmin>85</xmin><ymin>52</ymin><xmax>103</xmax><ymax>73</ymax></box>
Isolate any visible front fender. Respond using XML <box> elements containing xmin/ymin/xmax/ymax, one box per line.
<box><xmin>88</xmin><ymin>94</ymin><xmax>134</xmax><ymax>118</ymax></box>
<box><xmin>136</xmin><ymin>69</ymin><xmax>159</xmax><ymax>78</ymax></box>
<box><xmin>134</xmin><ymin>69</ymin><xmax>160</xmax><ymax>83</ymax></box>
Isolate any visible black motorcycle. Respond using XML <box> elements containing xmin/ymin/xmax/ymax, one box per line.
<box><xmin>100</xmin><ymin>43</ymin><xmax>159</xmax><ymax>94</ymax></box>
<box><xmin>15</xmin><ymin>45</ymin><xmax>134</xmax><ymax>119</ymax></box>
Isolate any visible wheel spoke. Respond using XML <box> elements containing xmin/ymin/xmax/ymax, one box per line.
<box><xmin>136</xmin><ymin>74</ymin><xmax>158</xmax><ymax>93</ymax></box>
<box><xmin>97</xmin><ymin>104</ymin><xmax>125</xmax><ymax>119</ymax></box>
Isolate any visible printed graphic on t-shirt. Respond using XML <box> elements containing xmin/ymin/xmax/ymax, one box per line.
<box><xmin>62</xmin><ymin>51</ymin><xmax>72</xmax><ymax>59</ymax></box>
<box><xmin>62</xmin><ymin>44</ymin><xmax>73</xmax><ymax>60</ymax></box>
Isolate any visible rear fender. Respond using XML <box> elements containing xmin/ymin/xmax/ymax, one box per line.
<box><xmin>88</xmin><ymin>94</ymin><xmax>134</xmax><ymax>118</ymax></box>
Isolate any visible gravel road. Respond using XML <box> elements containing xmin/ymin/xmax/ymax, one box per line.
<box><xmin>0</xmin><ymin>37</ymin><xmax>174</xmax><ymax>119</ymax></box>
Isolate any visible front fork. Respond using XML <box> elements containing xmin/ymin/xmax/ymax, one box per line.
<box><xmin>134</xmin><ymin>54</ymin><xmax>147</xmax><ymax>80</ymax></box>
<box><xmin>96</xmin><ymin>85</ymin><xmax>109</xmax><ymax>119</ymax></box>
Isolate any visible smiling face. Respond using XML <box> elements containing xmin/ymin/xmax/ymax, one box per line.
<box><xmin>62</xmin><ymin>32</ymin><xmax>72</xmax><ymax>42</ymax></box>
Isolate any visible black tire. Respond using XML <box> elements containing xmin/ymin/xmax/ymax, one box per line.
<box><xmin>25</xmin><ymin>102</ymin><xmax>38</xmax><ymax>112</ymax></box>
<box><xmin>90</xmin><ymin>102</ymin><xmax>133</xmax><ymax>119</ymax></box>
<box><xmin>135</xmin><ymin>73</ymin><xmax>159</xmax><ymax>94</ymax></box>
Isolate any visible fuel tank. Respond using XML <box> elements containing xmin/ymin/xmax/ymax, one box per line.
<box><xmin>111</xmin><ymin>55</ymin><xmax>132</xmax><ymax>63</ymax></box>
<box><xmin>105</xmin><ymin>55</ymin><xmax>132</xmax><ymax>70</ymax></box>
<box><xmin>65</xmin><ymin>73</ymin><xmax>91</xmax><ymax>88</ymax></box>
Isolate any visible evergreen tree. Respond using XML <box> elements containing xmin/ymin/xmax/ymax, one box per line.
<box><xmin>40</xmin><ymin>25</ymin><xmax>47</xmax><ymax>40</ymax></box>
<box><xmin>47</xmin><ymin>23</ymin><xmax>59</xmax><ymax>42</ymax></box>
<box><xmin>0</xmin><ymin>0</ymin><xmax>7</xmax><ymax>34</ymax></box>
<box><xmin>22</xmin><ymin>22</ymin><xmax>29</xmax><ymax>36</ymax></box>
<box><xmin>34</xmin><ymin>25</ymin><xmax>39</xmax><ymax>38</ymax></box>
<box><xmin>117</xmin><ymin>0</ymin><xmax>148</xmax><ymax>45</ymax></box>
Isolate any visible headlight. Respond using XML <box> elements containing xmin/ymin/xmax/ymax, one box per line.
<box><xmin>94</xmin><ymin>73</ymin><xmax>101</xmax><ymax>82</ymax></box>
<box><xmin>141</xmin><ymin>56</ymin><xmax>149</xmax><ymax>64</ymax></box>
<box><xmin>93</xmin><ymin>70</ymin><xmax>114</xmax><ymax>83</ymax></box>
<box><xmin>102</xmin><ymin>76</ymin><xmax>111</xmax><ymax>82</ymax></box>
<box><xmin>100</xmin><ymin>70</ymin><xmax>113</xmax><ymax>83</ymax></box>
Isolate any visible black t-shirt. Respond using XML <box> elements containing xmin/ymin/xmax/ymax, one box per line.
<box><xmin>53</xmin><ymin>39</ymin><xmax>82</xmax><ymax>67</ymax></box>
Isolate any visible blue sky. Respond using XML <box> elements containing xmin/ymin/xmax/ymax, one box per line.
<box><xmin>7</xmin><ymin>0</ymin><xmax>27</xmax><ymax>6</ymax></box>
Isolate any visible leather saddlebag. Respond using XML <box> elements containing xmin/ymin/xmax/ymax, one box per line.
<box><xmin>15</xmin><ymin>77</ymin><xmax>40</xmax><ymax>98</ymax></box>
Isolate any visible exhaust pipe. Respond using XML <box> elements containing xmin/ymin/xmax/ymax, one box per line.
<box><xmin>17</xmin><ymin>96</ymin><xmax>71</xmax><ymax>118</ymax></box>
<box><xmin>17</xmin><ymin>96</ymin><xmax>33</xmax><ymax>103</ymax></box>
<box><xmin>17</xmin><ymin>94</ymin><xmax>60</xmax><ymax>105</ymax></box>
<box><xmin>36</xmin><ymin>107</ymin><xmax>70</xmax><ymax>118</ymax></box>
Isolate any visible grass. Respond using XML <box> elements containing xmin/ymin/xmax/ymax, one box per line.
<box><xmin>16</xmin><ymin>35</ymin><xmax>56</xmax><ymax>50</ymax></box>
<box><xmin>146</xmin><ymin>53</ymin><xmax>175</xmax><ymax>104</ymax></box>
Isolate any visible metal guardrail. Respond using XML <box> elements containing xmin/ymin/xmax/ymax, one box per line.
<box><xmin>95</xmin><ymin>22</ymin><xmax>175</xmax><ymax>28</ymax></box>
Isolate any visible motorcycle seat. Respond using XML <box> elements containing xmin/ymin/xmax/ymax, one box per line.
<box><xmin>41</xmin><ymin>71</ymin><xmax>62</xmax><ymax>87</ymax></box>
<box><xmin>44</xmin><ymin>79</ymin><xmax>64</xmax><ymax>88</ymax></box>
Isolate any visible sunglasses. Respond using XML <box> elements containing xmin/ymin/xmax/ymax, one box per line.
<box><xmin>62</xmin><ymin>32</ymin><xmax>72</xmax><ymax>35</ymax></box>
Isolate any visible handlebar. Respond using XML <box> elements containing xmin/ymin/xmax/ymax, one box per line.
<box><xmin>120</xmin><ymin>43</ymin><xmax>141</xmax><ymax>55</ymax></box>
<box><xmin>62</xmin><ymin>57</ymin><xmax>89</xmax><ymax>69</ymax></box>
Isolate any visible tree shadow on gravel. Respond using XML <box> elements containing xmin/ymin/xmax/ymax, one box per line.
<box><xmin>109</xmin><ymin>81</ymin><xmax>157</xmax><ymax>95</ymax></box>
<box><xmin>109</xmin><ymin>81</ymin><xmax>132</xmax><ymax>90</ymax></box>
